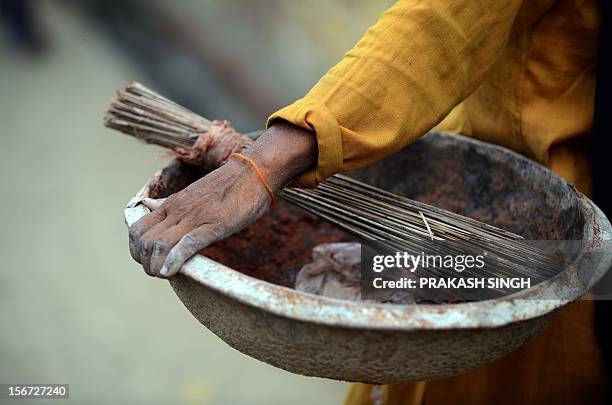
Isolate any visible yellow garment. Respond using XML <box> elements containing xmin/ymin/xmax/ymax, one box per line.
<box><xmin>267</xmin><ymin>0</ymin><xmax>599</xmax><ymax>194</ymax></box>
<box><xmin>267</xmin><ymin>0</ymin><xmax>605</xmax><ymax>404</ymax></box>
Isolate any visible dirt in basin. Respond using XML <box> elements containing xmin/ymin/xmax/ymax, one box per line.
<box><xmin>201</xmin><ymin>200</ymin><xmax>354</xmax><ymax>288</ymax></box>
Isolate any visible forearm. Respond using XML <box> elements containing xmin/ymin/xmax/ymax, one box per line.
<box><xmin>269</xmin><ymin>0</ymin><xmax>523</xmax><ymax>186</ymax></box>
<box><xmin>244</xmin><ymin>122</ymin><xmax>318</xmax><ymax>190</ymax></box>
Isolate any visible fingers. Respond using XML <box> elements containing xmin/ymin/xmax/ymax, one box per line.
<box><xmin>129</xmin><ymin>196</ymin><xmax>222</xmax><ymax>278</ymax></box>
<box><xmin>147</xmin><ymin>222</ymin><xmax>194</xmax><ymax>277</ymax></box>
<box><xmin>128</xmin><ymin>160</ymin><xmax>273</xmax><ymax>279</ymax></box>
<box><xmin>160</xmin><ymin>226</ymin><xmax>223</xmax><ymax>277</ymax></box>
<box><xmin>137</xmin><ymin>220</ymin><xmax>174</xmax><ymax>275</ymax></box>
<box><xmin>128</xmin><ymin>209</ymin><xmax>166</xmax><ymax>264</ymax></box>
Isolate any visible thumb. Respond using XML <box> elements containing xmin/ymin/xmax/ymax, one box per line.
<box><xmin>142</xmin><ymin>197</ymin><xmax>167</xmax><ymax>211</ymax></box>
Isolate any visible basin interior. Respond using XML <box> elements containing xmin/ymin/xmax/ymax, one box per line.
<box><xmin>147</xmin><ymin>133</ymin><xmax>585</xmax><ymax>290</ymax></box>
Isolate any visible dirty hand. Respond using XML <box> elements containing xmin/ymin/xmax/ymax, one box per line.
<box><xmin>129</xmin><ymin>123</ymin><xmax>317</xmax><ymax>278</ymax></box>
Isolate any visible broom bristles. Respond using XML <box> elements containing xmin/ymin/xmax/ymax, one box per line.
<box><xmin>105</xmin><ymin>82</ymin><xmax>562</xmax><ymax>296</ymax></box>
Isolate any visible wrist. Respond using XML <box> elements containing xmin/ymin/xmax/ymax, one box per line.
<box><xmin>244</xmin><ymin>122</ymin><xmax>317</xmax><ymax>191</ymax></box>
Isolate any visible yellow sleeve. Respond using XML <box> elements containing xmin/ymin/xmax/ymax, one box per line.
<box><xmin>268</xmin><ymin>0</ymin><xmax>523</xmax><ymax>187</ymax></box>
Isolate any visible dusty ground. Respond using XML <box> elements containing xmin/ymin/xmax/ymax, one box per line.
<box><xmin>0</xmin><ymin>3</ymin><xmax>347</xmax><ymax>404</ymax></box>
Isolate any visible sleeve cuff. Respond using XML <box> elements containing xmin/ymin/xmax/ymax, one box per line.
<box><xmin>267</xmin><ymin>98</ymin><xmax>343</xmax><ymax>188</ymax></box>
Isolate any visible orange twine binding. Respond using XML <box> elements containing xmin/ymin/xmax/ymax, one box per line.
<box><xmin>230</xmin><ymin>152</ymin><xmax>276</xmax><ymax>207</ymax></box>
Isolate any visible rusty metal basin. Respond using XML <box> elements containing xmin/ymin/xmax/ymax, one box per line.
<box><xmin>124</xmin><ymin>132</ymin><xmax>612</xmax><ymax>383</ymax></box>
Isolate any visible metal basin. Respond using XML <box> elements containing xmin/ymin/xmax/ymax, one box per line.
<box><xmin>124</xmin><ymin>132</ymin><xmax>612</xmax><ymax>383</ymax></box>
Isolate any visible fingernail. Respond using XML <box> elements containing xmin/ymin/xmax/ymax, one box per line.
<box><xmin>143</xmin><ymin>197</ymin><xmax>167</xmax><ymax>211</ymax></box>
<box><xmin>160</xmin><ymin>265</ymin><xmax>170</xmax><ymax>277</ymax></box>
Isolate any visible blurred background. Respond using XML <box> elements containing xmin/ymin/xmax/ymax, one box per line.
<box><xmin>0</xmin><ymin>0</ymin><xmax>395</xmax><ymax>404</ymax></box>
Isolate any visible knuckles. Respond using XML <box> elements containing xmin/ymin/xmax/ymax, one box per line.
<box><xmin>129</xmin><ymin>166</ymin><xmax>268</xmax><ymax>277</ymax></box>
<box><xmin>180</xmin><ymin>233</ymin><xmax>199</xmax><ymax>248</ymax></box>
<box><xmin>152</xmin><ymin>238</ymin><xmax>168</xmax><ymax>254</ymax></box>
<box><xmin>137</xmin><ymin>234</ymin><xmax>157</xmax><ymax>266</ymax></box>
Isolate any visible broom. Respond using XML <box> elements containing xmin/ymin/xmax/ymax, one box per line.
<box><xmin>105</xmin><ymin>81</ymin><xmax>561</xmax><ymax>292</ymax></box>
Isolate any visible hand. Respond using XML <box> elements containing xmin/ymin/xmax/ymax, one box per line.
<box><xmin>128</xmin><ymin>123</ymin><xmax>317</xmax><ymax>278</ymax></box>
<box><xmin>129</xmin><ymin>158</ymin><xmax>271</xmax><ymax>277</ymax></box>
